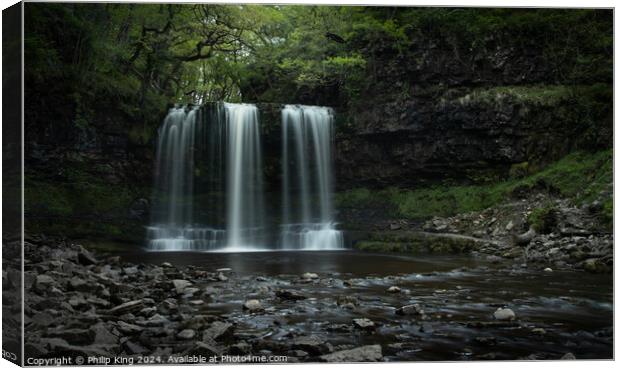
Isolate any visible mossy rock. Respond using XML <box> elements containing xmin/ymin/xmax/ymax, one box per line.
<box><xmin>583</xmin><ymin>258</ymin><xmax>611</xmax><ymax>274</ymax></box>
<box><xmin>527</xmin><ymin>205</ymin><xmax>558</xmax><ymax>234</ymax></box>
<box><xmin>354</xmin><ymin>232</ymin><xmax>479</xmax><ymax>255</ymax></box>
<box><xmin>509</xmin><ymin>162</ymin><xmax>530</xmax><ymax>179</ymax></box>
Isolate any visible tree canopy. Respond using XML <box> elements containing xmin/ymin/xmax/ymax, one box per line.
<box><xmin>24</xmin><ymin>4</ymin><xmax>612</xmax><ymax>140</ymax></box>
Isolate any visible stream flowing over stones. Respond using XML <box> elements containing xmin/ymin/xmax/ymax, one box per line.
<box><xmin>147</xmin><ymin>102</ymin><xmax>342</xmax><ymax>252</ymax></box>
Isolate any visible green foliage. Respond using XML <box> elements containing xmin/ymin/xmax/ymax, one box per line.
<box><xmin>337</xmin><ymin>150</ymin><xmax>612</xmax><ymax>219</ymax></box>
<box><xmin>601</xmin><ymin>199</ymin><xmax>613</xmax><ymax>227</ymax></box>
<box><xmin>354</xmin><ymin>232</ymin><xmax>477</xmax><ymax>254</ymax></box>
<box><xmin>509</xmin><ymin>162</ymin><xmax>530</xmax><ymax>179</ymax></box>
<box><xmin>527</xmin><ymin>204</ymin><xmax>558</xmax><ymax>233</ymax></box>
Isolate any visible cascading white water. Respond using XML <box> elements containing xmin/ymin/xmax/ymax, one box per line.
<box><xmin>147</xmin><ymin>103</ymin><xmax>266</xmax><ymax>251</ymax></box>
<box><xmin>224</xmin><ymin>103</ymin><xmax>266</xmax><ymax>250</ymax></box>
<box><xmin>280</xmin><ymin>105</ymin><xmax>344</xmax><ymax>250</ymax></box>
<box><xmin>148</xmin><ymin>106</ymin><xmax>204</xmax><ymax>250</ymax></box>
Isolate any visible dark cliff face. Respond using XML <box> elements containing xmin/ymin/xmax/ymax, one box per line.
<box><xmin>334</xmin><ymin>86</ymin><xmax>612</xmax><ymax>189</ymax></box>
<box><xmin>328</xmin><ymin>31</ymin><xmax>612</xmax><ymax>189</ymax></box>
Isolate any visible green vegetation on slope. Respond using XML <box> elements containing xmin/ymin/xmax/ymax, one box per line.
<box><xmin>24</xmin><ymin>163</ymin><xmax>150</xmax><ymax>242</ymax></box>
<box><xmin>337</xmin><ymin>150</ymin><xmax>612</xmax><ymax>220</ymax></box>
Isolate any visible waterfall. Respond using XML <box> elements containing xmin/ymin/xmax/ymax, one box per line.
<box><xmin>280</xmin><ymin>105</ymin><xmax>344</xmax><ymax>250</ymax></box>
<box><xmin>224</xmin><ymin>103</ymin><xmax>266</xmax><ymax>250</ymax></box>
<box><xmin>147</xmin><ymin>103</ymin><xmax>266</xmax><ymax>251</ymax></box>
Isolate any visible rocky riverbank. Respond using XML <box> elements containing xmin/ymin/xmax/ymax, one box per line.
<box><xmin>421</xmin><ymin>192</ymin><xmax>613</xmax><ymax>273</ymax></box>
<box><xmin>11</xmin><ymin>235</ymin><xmax>612</xmax><ymax>362</ymax></box>
<box><xmin>344</xmin><ymin>183</ymin><xmax>613</xmax><ymax>275</ymax></box>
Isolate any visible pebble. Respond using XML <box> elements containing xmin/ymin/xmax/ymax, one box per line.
<box><xmin>302</xmin><ymin>272</ymin><xmax>319</xmax><ymax>280</ymax></box>
<box><xmin>387</xmin><ymin>286</ymin><xmax>401</xmax><ymax>293</ymax></box>
<box><xmin>493</xmin><ymin>307</ymin><xmax>516</xmax><ymax>321</ymax></box>
<box><xmin>353</xmin><ymin>318</ymin><xmax>375</xmax><ymax>330</ymax></box>
<box><xmin>561</xmin><ymin>352</ymin><xmax>576</xmax><ymax>359</ymax></box>
<box><xmin>177</xmin><ymin>329</ymin><xmax>196</xmax><ymax>340</ymax></box>
<box><xmin>243</xmin><ymin>299</ymin><xmax>264</xmax><ymax>312</ymax></box>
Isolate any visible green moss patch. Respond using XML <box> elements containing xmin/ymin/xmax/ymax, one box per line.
<box><xmin>337</xmin><ymin>149</ymin><xmax>612</xmax><ymax>220</ymax></box>
<box><xmin>353</xmin><ymin>232</ymin><xmax>480</xmax><ymax>255</ymax></box>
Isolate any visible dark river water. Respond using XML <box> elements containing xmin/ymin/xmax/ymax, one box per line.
<box><xmin>111</xmin><ymin>249</ymin><xmax>612</xmax><ymax>360</ymax></box>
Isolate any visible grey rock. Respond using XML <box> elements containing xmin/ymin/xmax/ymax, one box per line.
<box><xmin>292</xmin><ymin>335</ymin><xmax>328</xmax><ymax>355</ymax></box>
<box><xmin>203</xmin><ymin>321</ymin><xmax>234</xmax><ymax>342</ymax></box>
<box><xmin>41</xmin><ymin>338</ymin><xmax>111</xmax><ymax>357</ymax></box>
<box><xmin>36</xmin><ymin>275</ymin><xmax>55</xmax><ymax>287</ymax></box>
<box><xmin>91</xmin><ymin>323</ymin><xmax>118</xmax><ymax>345</ymax></box>
<box><xmin>243</xmin><ymin>299</ymin><xmax>264</xmax><ymax>312</ymax></box>
<box><xmin>301</xmin><ymin>272</ymin><xmax>319</xmax><ymax>280</ymax></box>
<box><xmin>177</xmin><ymin>329</ymin><xmax>196</xmax><ymax>340</ymax></box>
<box><xmin>493</xmin><ymin>307</ymin><xmax>516</xmax><ymax>321</ymax></box>
<box><xmin>396</xmin><ymin>304</ymin><xmax>425</xmax><ymax>316</ymax></box>
<box><xmin>142</xmin><ymin>313</ymin><xmax>170</xmax><ymax>327</ymax></box>
<box><xmin>109</xmin><ymin>300</ymin><xmax>144</xmax><ymax>315</ymax></box>
<box><xmin>77</xmin><ymin>248</ymin><xmax>98</xmax><ymax>266</ymax></box>
<box><xmin>387</xmin><ymin>286</ymin><xmax>401</xmax><ymax>293</ymax></box>
<box><xmin>228</xmin><ymin>342</ymin><xmax>251</xmax><ymax>355</ymax></box>
<box><xmin>172</xmin><ymin>279</ymin><xmax>192</xmax><ymax>293</ymax></box>
<box><xmin>319</xmin><ymin>345</ymin><xmax>383</xmax><ymax>362</ymax></box>
<box><xmin>46</xmin><ymin>328</ymin><xmax>95</xmax><ymax>345</ymax></box>
<box><xmin>353</xmin><ymin>318</ymin><xmax>376</xmax><ymax>330</ymax></box>
<box><xmin>561</xmin><ymin>352</ymin><xmax>576</xmax><ymax>360</ymax></box>
<box><xmin>276</xmin><ymin>290</ymin><xmax>306</xmax><ymax>301</ymax></box>
<box><xmin>116</xmin><ymin>321</ymin><xmax>144</xmax><ymax>334</ymax></box>
<box><xmin>69</xmin><ymin>277</ymin><xmax>91</xmax><ymax>292</ymax></box>
<box><xmin>336</xmin><ymin>295</ymin><xmax>359</xmax><ymax>306</ymax></box>
<box><xmin>123</xmin><ymin>340</ymin><xmax>149</xmax><ymax>355</ymax></box>
<box><xmin>189</xmin><ymin>342</ymin><xmax>220</xmax><ymax>357</ymax></box>
<box><xmin>514</xmin><ymin>227</ymin><xmax>536</xmax><ymax>246</ymax></box>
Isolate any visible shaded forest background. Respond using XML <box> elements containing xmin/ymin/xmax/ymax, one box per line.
<box><xmin>26</xmin><ymin>4</ymin><xmax>612</xmax><ymax>137</ymax></box>
<box><xmin>22</xmin><ymin>4</ymin><xmax>613</xmax><ymax>243</ymax></box>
